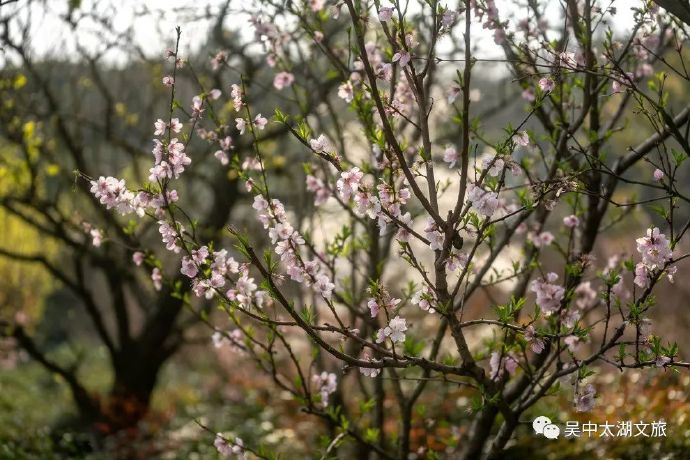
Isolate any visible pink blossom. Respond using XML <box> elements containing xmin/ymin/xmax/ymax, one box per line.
<box><xmin>309</xmin><ymin>134</ymin><xmax>330</xmax><ymax>153</ymax></box>
<box><xmin>170</xmin><ymin>118</ymin><xmax>183</xmax><ymax>133</ymax></box>
<box><xmin>312</xmin><ymin>372</ymin><xmax>337</xmax><ymax>407</ymax></box>
<box><xmin>154</xmin><ymin>119</ymin><xmax>167</xmax><ymax>136</ymax></box>
<box><xmin>559</xmin><ymin>51</ymin><xmax>577</xmax><ymax>68</ymax></box>
<box><xmin>653</xmin><ymin>168</ymin><xmax>664</xmax><ymax>181</ymax></box>
<box><xmin>574</xmin><ymin>384</ymin><xmax>596</xmax><ymax>412</ymax></box>
<box><xmin>612</xmin><ymin>276</ymin><xmax>631</xmax><ymax>301</ymax></box>
<box><xmin>656</xmin><ymin>355</ymin><xmax>671</xmax><ymax>367</ymax></box>
<box><xmin>192</xmin><ymin>246</ymin><xmax>209</xmax><ymax>265</ymax></box>
<box><xmin>411</xmin><ymin>285</ymin><xmax>436</xmax><ymax>313</ymax></box>
<box><xmin>481</xmin><ymin>155</ymin><xmax>505</xmax><ymax>177</ymax></box>
<box><xmin>379</xmin><ymin>6</ymin><xmax>394</xmax><ymax>22</ymax></box>
<box><xmin>162</xmin><ymin>76</ymin><xmax>174</xmax><ymax>87</ymax></box>
<box><xmin>337</xmin><ymin>81</ymin><xmax>354</xmax><ymax>102</ymax></box>
<box><xmin>375</xmin><ymin>63</ymin><xmax>393</xmax><ymax>81</ymax></box>
<box><xmin>447</xmin><ymin>86</ymin><xmax>461</xmax><ymax>104</ymax></box>
<box><xmin>443</xmin><ymin>145</ymin><xmax>458</xmax><ymax>167</ymax></box>
<box><xmin>213</xmin><ymin>434</ymin><xmax>245</xmax><ymax>459</ymax></box>
<box><xmin>306</xmin><ymin>175</ymin><xmax>331</xmax><ymax>205</ymax></box>
<box><xmin>211</xmin><ymin>250</ymin><xmax>239</xmax><ymax>277</ymax></box>
<box><xmin>633</xmin><ymin>263</ymin><xmax>650</xmax><ymax>288</ymax></box>
<box><xmin>160</xmin><ymin>138</ymin><xmax>192</xmax><ymax>179</ymax></box>
<box><xmin>667</xmin><ymin>265</ymin><xmax>678</xmax><ymax>283</ymax></box>
<box><xmin>309</xmin><ymin>0</ymin><xmax>324</xmax><ymax>12</ymax></box>
<box><xmin>446</xmin><ymin>252</ymin><xmax>468</xmax><ymax>272</ymax></box>
<box><xmin>489</xmin><ymin>351</ymin><xmax>519</xmax><ymax>380</ymax></box>
<box><xmin>561</xmin><ymin>309</ymin><xmax>581</xmax><ymax>328</ymax></box>
<box><xmin>235</xmin><ymin>118</ymin><xmax>246</xmax><ymax>135</ymax></box>
<box><xmin>530</xmin><ymin>272</ymin><xmax>564</xmax><ymax>314</ymax></box>
<box><xmin>230</xmin><ymin>84</ymin><xmax>243</xmax><ymax>112</ymax></box>
<box><xmin>574</xmin><ymin>281</ymin><xmax>597</xmax><ymax>309</ymax></box>
<box><xmin>359</xmin><ymin>354</ymin><xmax>381</xmax><ymax>377</ymax></box>
<box><xmin>636</xmin><ymin>227</ymin><xmax>673</xmax><ymax>269</ymax></box>
<box><xmin>90</xmin><ymin>176</ymin><xmax>130</xmax><ymax>211</ymax></box>
<box><xmin>636</xmin><ymin>63</ymin><xmax>654</xmax><ymax>78</ymax></box>
<box><xmin>525</xmin><ymin>325</ymin><xmax>545</xmax><ymax>353</ymax></box>
<box><xmin>180</xmin><ymin>256</ymin><xmax>198</xmax><ymax>278</ymax></box>
<box><xmin>211</xmin><ymin>51</ymin><xmax>227</xmax><ymax>70</ymax></box>
<box><xmin>233</xmin><ymin>272</ymin><xmax>257</xmax><ymax>307</ymax></box>
<box><xmin>395</xmin><ymin>212</ymin><xmax>413</xmax><ymax>242</ymax></box>
<box><xmin>191</xmin><ymin>96</ymin><xmax>204</xmax><ymax>119</ymax></box>
<box><xmin>522</xmin><ymin>88</ymin><xmax>535</xmax><ymax>101</ymax></box>
<box><xmin>424</xmin><ymin>218</ymin><xmax>444</xmax><ymax>251</ymax></box>
<box><xmin>368</xmin><ymin>293</ymin><xmax>400</xmax><ymax>318</ymax></box>
<box><xmin>538</xmin><ymin>77</ymin><xmax>555</xmax><ymax>92</ymax></box>
<box><xmin>336</xmin><ymin>167</ymin><xmax>364</xmax><ymax>201</ymax></box>
<box><xmin>368</xmin><ymin>299</ymin><xmax>380</xmax><ymax>317</ymax></box>
<box><xmin>269</xmin><ymin>222</ymin><xmax>294</xmax><ymax>244</ymax></box>
<box><xmin>564</xmin><ymin>334</ymin><xmax>581</xmax><ymax>352</ymax></box>
<box><xmin>149</xmin><ymin>162</ymin><xmax>172</xmax><ymax>181</ymax></box>
<box><xmin>217</xmin><ymin>136</ymin><xmax>232</xmax><ymax>154</ymax></box>
<box><xmin>515</xmin><ymin>131</ymin><xmax>530</xmax><ymax>147</ymax></box>
<box><xmin>353</xmin><ymin>190</ymin><xmax>381</xmax><ymax>219</ymax></box>
<box><xmin>132</xmin><ymin>251</ymin><xmax>144</xmax><ymax>266</ymax></box>
<box><xmin>467</xmin><ymin>184</ymin><xmax>499</xmax><ymax>218</ymax></box>
<box><xmin>253</xmin><ymin>114</ymin><xmax>268</xmax><ymax>130</ymax></box>
<box><xmin>392</xmin><ymin>50</ymin><xmax>411</xmax><ymax>67</ymax></box>
<box><xmin>151</xmin><ymin>268</ymin><xmax>162</xmax><ymax>291</ymax></box>
<box><xmin>242</xmin><ymin>157</ymin><xmax>261</xmax><ymax>171</ymax></box>
<box><xmin>252</xmin><ymin>195</ymin><xmax>269</xmax><ymax>213</ymax></box>
<box><xmin>209</xmin><ymin>88</ymin><xmax>222</xmax><ymax>100</ymax></box>
<box><xmin>442</xmin><ymin>10</ymin><xmax>458</xmax><ymax>28</ymax></box>
<box><xmin>563</xmin><ymin>215</ymin><xmax>579</xmax><ymax>228</ymax></box>
<box><xmin>314</xmin><ymin>274</ymin><xmax>335</xmax><ymax>300</ymax></box>
<box><xmin>89</xmin><ymin>228</ymin><xmax>103</xmax><ymax>247</ymax></box>
<box><xmin>273</xmin><ymin>71</ymin><xmax>295</xmax><ymax>90</ymax></box>
<box><xmin>529</xmin><ymin>231</ymin><xmax>554</xmax><ymax>248</ymax></box>
<box><xmin>212</xmin><ymin>329</ymin><xmax>244</xmax><ymax>353</ymax></box>
<box><xmin>215</xmin><ymin>150</ymin><xmax>229</xmax><ymax>165</ymax></box>
<box><xmin>213</xmin><ymin>434</ymin><xmax>232</xmax><ymax>457</ymax></box>
<box><xmin>376</xmin><ymin>315</ymin><xmax>407</xmax><ymax>343</ymax></box>
<box><xmin>158</xmin><ymin>220</ymin><xmax>183</xmax><ymax>253</ymax></box>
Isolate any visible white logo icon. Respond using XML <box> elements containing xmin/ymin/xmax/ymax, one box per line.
<box><xmin>533</xmin><ymin>416</ymin><xmax>560</xmax><ymax>439</ymax></box>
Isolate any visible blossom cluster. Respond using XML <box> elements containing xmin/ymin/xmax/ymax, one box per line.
<box><xmin>214</xmin><ymin>434</ymin><xmax>245</xmax><ymax>459</ymax></box>
<box><xmin>252</xmin><ymin>194</ymin><xmax>335</xmax><ymax>300</ymax></box>
<box><xmin>530</xmin><ymin>273</ymin><xmax>565</xmax><ymax>315</ymax></box>
<box><xmin>634</xmin><ymin>227</ymin><xmax>675</xmax><ymax>288</ymax></box>
<box><xmin>375</xmin><ymin>315</ymin><xmax>408</xmax><ymax>344</ymax></box>
<box><xmin>149</xmin><ymin>123</ymin><xmax>190</xmax><ymax>182</ymax></box>
<box><xmin>311</xmin><ymin>371</ymin><xmax>337</xmax><ymax>407</ymax></box>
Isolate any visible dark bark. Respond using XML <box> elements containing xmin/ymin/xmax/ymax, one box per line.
<box><xmin>652</xmin><ymin>1</ymin><xmax>690</xmax><ymax>28</ymax></box>
<box><xmin>460</xmin><ymin>406</ymin><xmax>500</xmax><ymax>460</ymax></box>
<box><xmin>103</xmin><ymin>352</ymin><xmax>166</xmax><ymax>431</ymax></box>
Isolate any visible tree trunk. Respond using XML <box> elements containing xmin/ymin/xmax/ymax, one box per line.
<box><xmin>95</xmin><ymin>353</ymin><xmax>165</xmax><ymax>433</ymax></box>
<box><xmin>460</xmin><ymin>406</ymin><xmax>499</xmax><ymax>459</ymax></box>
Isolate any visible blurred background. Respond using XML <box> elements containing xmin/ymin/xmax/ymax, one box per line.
<box><xmin>1</xmin><ymin>1</ymin><xmax>690</xmax><ymax>459</ymax></box>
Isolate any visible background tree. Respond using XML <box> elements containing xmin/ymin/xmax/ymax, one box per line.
<box><xmin>0</xmin><ymin>0</ymin><xmax>338</xmax><ymax>432</ymax></box>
